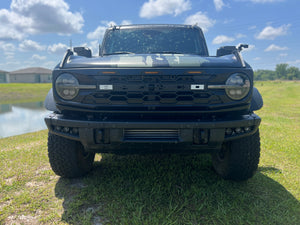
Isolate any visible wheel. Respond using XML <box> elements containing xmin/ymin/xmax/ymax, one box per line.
<box><xmin>212</xmin><ymin>129</ymin><xmax>260</xmax><ymax>181</ymax></box>
<box><xmin>48</xmin><ymin>133</ymin><xmax>95</xmax><ymax>178</ymax></box>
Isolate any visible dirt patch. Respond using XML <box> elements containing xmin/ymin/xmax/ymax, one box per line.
<box><xmin>5</xmin><ymin>215</ymin><xmax>39</xmax><ymax>225</ymax></box>
<box><xmin>25</xmin><ymin>181</ymin><xmax>45</xmax><ymax>188</ymax></box>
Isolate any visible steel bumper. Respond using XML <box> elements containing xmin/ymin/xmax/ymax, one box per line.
<box><xmin>45</xmin><ymin>113</ymin><xmax>261</xmax><ymax>153</ymax></box>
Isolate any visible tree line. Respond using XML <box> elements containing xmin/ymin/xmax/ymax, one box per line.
<box><xmin>254</xmin><ymin>64</ymin><xmax>300</xmax><ymax>81</ymax></box>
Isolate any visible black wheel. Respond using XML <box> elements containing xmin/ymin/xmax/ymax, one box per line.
<box><xmin>48</xmin><ymin>133</ymin><xmax>95</xmax><ymax>178</ymax></box>
<box><xmin>212</xmin><ymin>129</ymin><xmax>260</xmax><ymax>181</ymax></box>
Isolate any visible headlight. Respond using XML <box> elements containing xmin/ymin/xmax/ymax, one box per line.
<box><xmin>225</xmin><ymin>73</ymin><xmax>250</xmax><ymax>100</ymax></box>
<box><xmin>55</xmin><ymin>73</ymin><xmax>79</xmax><ymax>100</ymax></box>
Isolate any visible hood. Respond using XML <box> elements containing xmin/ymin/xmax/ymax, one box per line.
<box><xmin>62</xmin><ymin>53</ymin><xmax>244</xmax><ymax>69</ymax></box>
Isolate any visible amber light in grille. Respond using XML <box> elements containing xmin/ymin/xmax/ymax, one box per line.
<box><xmin>144</xmin><ymin>71</ymin><xmax>159</xmax><ymax>74</ymax></box>
<box><xmin>102</xmin><ymin>71</ymin><xmax>116</xmax><ymax>74</ymax></box>
<box><xmin>187</xmin><ymin>71</ymin><xmax>202</xmax><ymax>74</ymax></box>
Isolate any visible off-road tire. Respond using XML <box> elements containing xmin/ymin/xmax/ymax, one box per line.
<box><xmin>212</xmin><ymin>129</ymin><xmax>260</xmax><ymax>181</ymax></box>
<box><xmin>48</xmin><ymin>133</ymin><xmax>95</xmax><ymax>178</ymax></box>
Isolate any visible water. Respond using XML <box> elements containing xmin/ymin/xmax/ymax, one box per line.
<box><xmin>0</xmin><ymin>102</ymin><xmax>50</xmax><ymax>138</ymax></box>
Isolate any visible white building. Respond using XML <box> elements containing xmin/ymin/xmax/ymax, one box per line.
<box><xmin>9</xmin><ymin>67</ymin><xmax>52</xmax><ymax>83</ymax></box>
<box><xmin>0</xmin><ymin>70</ymin><xmax>9</xmax><ymax>83</ymax></box>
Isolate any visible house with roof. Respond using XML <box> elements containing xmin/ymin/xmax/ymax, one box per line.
<box><xmin>0</xmin><ymin>70</ymin><xmax>9</xmax><ymax>83</ymax></box>
<box><xmin>9</xmin><ymin>67</ymin><xmax>52</xmax><ymax>83</ymax></box>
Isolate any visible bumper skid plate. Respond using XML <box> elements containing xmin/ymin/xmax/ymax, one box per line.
<box><xmin>45</xmin><ymin>113</ymin><xmax>261</xmax><ymax>153</ymax></box>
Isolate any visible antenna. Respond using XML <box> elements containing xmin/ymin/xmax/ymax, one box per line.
<box><xmin>69</xmin><ymin>39</ymin><xmax>73</xmax><ymax>49</ymax></box>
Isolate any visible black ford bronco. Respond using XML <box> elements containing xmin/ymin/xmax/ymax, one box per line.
<box><xmin>44</xmin><ymin>24</ymin><xmax>263</xmax><ymax>180</ymax></box>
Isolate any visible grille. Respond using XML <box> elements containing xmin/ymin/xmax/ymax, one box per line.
<box><xmin>124</xmin><ymin>129</ymin><xmax>179</xmax><ymax>141</ymax></box>
<box><xmin>80</xmin><ymin>75</ymin><xmax>223</xmax><ymax>105</ymax></box>
<box><xmin>84</xmin><ymin>90</ymin><xmax>221</xmax><ymax>105</ymax></box>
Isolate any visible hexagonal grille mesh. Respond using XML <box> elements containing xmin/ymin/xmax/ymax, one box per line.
<box><xmin>80</xmin><ymin>75</ymin><xmax>222</xmax><ymax>105</ymax></box>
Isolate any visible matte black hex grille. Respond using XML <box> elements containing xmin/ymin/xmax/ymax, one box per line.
<box><xmin>80</xmin><ymin>75</ymin><xmax>223</xmax><ymax>105</ymax></box>
<box><xmin>82</xmin><ymin>90</ymin><xmax>222</xmax><ymax>105</ymax></box>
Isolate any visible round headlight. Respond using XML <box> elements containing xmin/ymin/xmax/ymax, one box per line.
<box><xmin>55</xmin><ymin>73</ymin><xmax>79</xmax><ymax>100</ymax></box>
<box><xmin>225</xmin><ymin>73</ymin><xmax>250</xmax><ymax>100</ymax></box>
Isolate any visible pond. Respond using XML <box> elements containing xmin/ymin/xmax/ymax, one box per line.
<box><xmin>0</xmin><ymin>102</ymin><xmax>50</xmax><ymax>138</ymax></box>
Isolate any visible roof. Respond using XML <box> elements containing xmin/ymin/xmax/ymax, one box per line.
<box><xmin>10</xmin><ymin>67</ymin><xmax>52</xmax><ymax>75</ymax></box>
<box><xmin>0</xmin><ymin>70</ymin><xmax>8</xmax><ymax>73</ymax></box>
<box><xmin>108</xmin><ymin>24</ymin><xmax>201</xmax><ymax>31</ymax></box>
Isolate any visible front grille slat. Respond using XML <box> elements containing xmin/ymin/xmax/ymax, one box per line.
<box><xmin>124</xmin><ymin>129</ymin><xmax>179</xmax><ymax>141</ymax></box>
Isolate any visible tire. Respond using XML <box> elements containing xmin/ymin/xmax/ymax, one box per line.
<box><xmin>48</xmin><ymin>133</ymin><xmax>95</xmax><ymax>178</ymax></box>
<box><xmin>212</xmin><ymin>129</ymin><xmax>260</xmax><ymax>181</ymax></box>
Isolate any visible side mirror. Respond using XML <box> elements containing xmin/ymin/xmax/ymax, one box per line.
<box><xmin>73</xmin><ymin>47</ymin><xmax>92</xmax><ymax>58</ymax></box>
<box><xmin>216</xmin><ymin>46</ymin><xmax>237</xmax><ymax>57</ymax></box>
<box><xmin>216</xmin><ymin>44</ymin><xmax>249</xmax><ymax>57</ymax></box>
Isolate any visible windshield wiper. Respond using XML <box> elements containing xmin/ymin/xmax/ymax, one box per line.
<box><xmin>104</xmin><ymin>51</ymin><xmax>134</xmax><ymax>55</ymax></box>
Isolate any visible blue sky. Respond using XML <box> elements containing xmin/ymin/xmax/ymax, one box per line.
<box><xmin>0</xmin><ymin>0</ymin><xmax>299</xmax><ymax>71</ymax></box>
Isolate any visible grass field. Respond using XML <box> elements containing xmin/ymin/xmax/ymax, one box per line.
<box><xmin>0</xmin><ymin>83</ymin><xmax>52</xmax><ymax>104</ymax></box>
<box><xmin>0</xmin><ymin>81</ymin><xmax>299</xmax><ymax>224</ymax></box>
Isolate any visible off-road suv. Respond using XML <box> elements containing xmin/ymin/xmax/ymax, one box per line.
<box><xmin>44</xmin><ymin>24</ymin><xmax>263</xmax><ymax>181</ymax></box>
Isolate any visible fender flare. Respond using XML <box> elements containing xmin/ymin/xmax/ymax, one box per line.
<box><xmin>44</xmin><ymin>88</ymin><xmax>59</xmax><ymax>112</ymax></box>
<box><xmin>250</xmin><ymin>87</ymin><xmax>263</xmax><ymax>112</ymax></box>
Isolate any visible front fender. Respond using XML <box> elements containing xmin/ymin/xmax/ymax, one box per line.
<box><xmin>250</xmin><ymin>87</ymin><xmax>263</xmax><ymax>112</ymax></box>
<box><xmin>44</xmin><ymin>88</ymin><xmax>59</xmax><ymax>112</ymax></box>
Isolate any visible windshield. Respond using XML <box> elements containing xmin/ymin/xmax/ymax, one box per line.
<box><xmin>102</xmin><ymin>27</ymin><xmax>208</xmax><ymax>56</ymax></box>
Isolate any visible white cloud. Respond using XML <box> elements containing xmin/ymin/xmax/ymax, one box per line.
<box><xmin>256</xmin><ymin>24</ymin><xmax>290</xmax><ymax>40</ymax></box>
<box><xmin>87</xmin><ymin>26</ymin><xmax>107</xmax><ymax>40</ymax></box>
<box><xmin>0</xmin><ymin>0</ymin><xmax>84</xmax><ymax>40</ymax></box>
<box><xmin>184</xmin><ymin>11</ymin><xmax>215</xmax><ymax>33</ymax></box>
<box><xmin>140</xmin><ymin>0</ymin><xmax>191</xmax><ymax>19</ymax></box>
<box><xmin>279</xmin><ymin>53</ymin><xmax>288</xmax><ymax>58</ymax></box>
<box><xmin>0</xmin><ymin>9</ymin><xmax>30</xmax><ymax>40</ymax></box>
<box><xmin>31</xmin><ymin>54</ymin><xmax>46</xmax><ymax>60</ymax></box>
<box><xmin>0</xmin><ymin>41</ymin><xmax>15</xmax><ymax>60</ymax></box>
<box><xmin>286</xmin><ymin>59</ymin><xmax>300</xmax><ymax>67</ymax></box>
<box><xmin>87</xmin><ymin>20</ymin><xmax>131</xmax><ymax>40</ymax></box>
<box><xmin>213</xmin><ymin>0</ymin><xmax>225</xmax><ymax>11</ymax></box>
<box><xmin>4</xmin><ymin>51</ymin><xmax>15</xmax><ymax>60</ymax></box>
<box><xmin>264</xmin><ymin>44</ymin><xmax>288</xmax><ymax>52</ymax></box>
<box><xmin>0</xmin><ymin>41</ymin><xmax>16</xmax><ymax>52</ymax></box>
<box><xmin>121</xmin><ymin>20</ymin><xmax>132</xmax><ymax>25</ymax></box>
<box><xmin>212</xmin><ymin>35</ymin><xmax>235</xmax><ymax>45</ymax></box>
<box><xmin>19</xmin><ymin>39</ymin><xmax>46</xmax><ymax>51</ymax></box>
<box><xmin>42</xmin><ymin>61</ymin><xmax>56</xmax><ymax>69</ymax></box>
<box><xmin>236</xmin><ymin>33</ymin><xmax>247</xmax><ymax>39</ymax></box>
<box><xmin>48</xmin><ymin>43</ymin><xmax>69</xmax><ymax>55</ymax></box>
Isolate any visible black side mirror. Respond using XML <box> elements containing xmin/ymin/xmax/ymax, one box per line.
<box><xmin>217</xmin><ymin>44</ymin><xmax>249</xmax><ymax>57</ymax></box>
<box><xmin>73</xmin><ymin>47</ymin><xmax>92</xmax><ymax>58</ymax></box>
<box><xmin>216</xmin><ymin>46</ymin><xmax>237</xmax><ymax>57</ymax></box>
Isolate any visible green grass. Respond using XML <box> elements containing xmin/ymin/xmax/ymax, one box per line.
<box><xmin>0</xmin><ymin>81</ymin><xmax>299</xmax><ymax>224</ymax></box>
<box><xmin>0</xmin><ymin>83</ymin><xmax>52</xmax><ymax>104</ymax></box>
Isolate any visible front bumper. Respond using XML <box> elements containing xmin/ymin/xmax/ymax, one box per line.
<box><xmin>45</xmin><ymin>113</ymin><xmax>261</xmax><ymax>154</ymax></box>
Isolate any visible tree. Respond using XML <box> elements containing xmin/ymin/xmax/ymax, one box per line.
<box><xmin>254</xmin><ymin>70</ymin><xmax>276</xmax><ymax>81</ymax></box>
<box><xmin>254</xmin><ymin>64</ymin><xmax>299</xmax><ymax>81</ymax></box>
<box><xmin>275</xmin><ymin>63</ymin><xmax>288</xmax><ymax>79</ymax></box>
<box><xmin>286</xmin><ymin>66</ymin><xmax>300</xmax><ymax>80</ymax></box>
